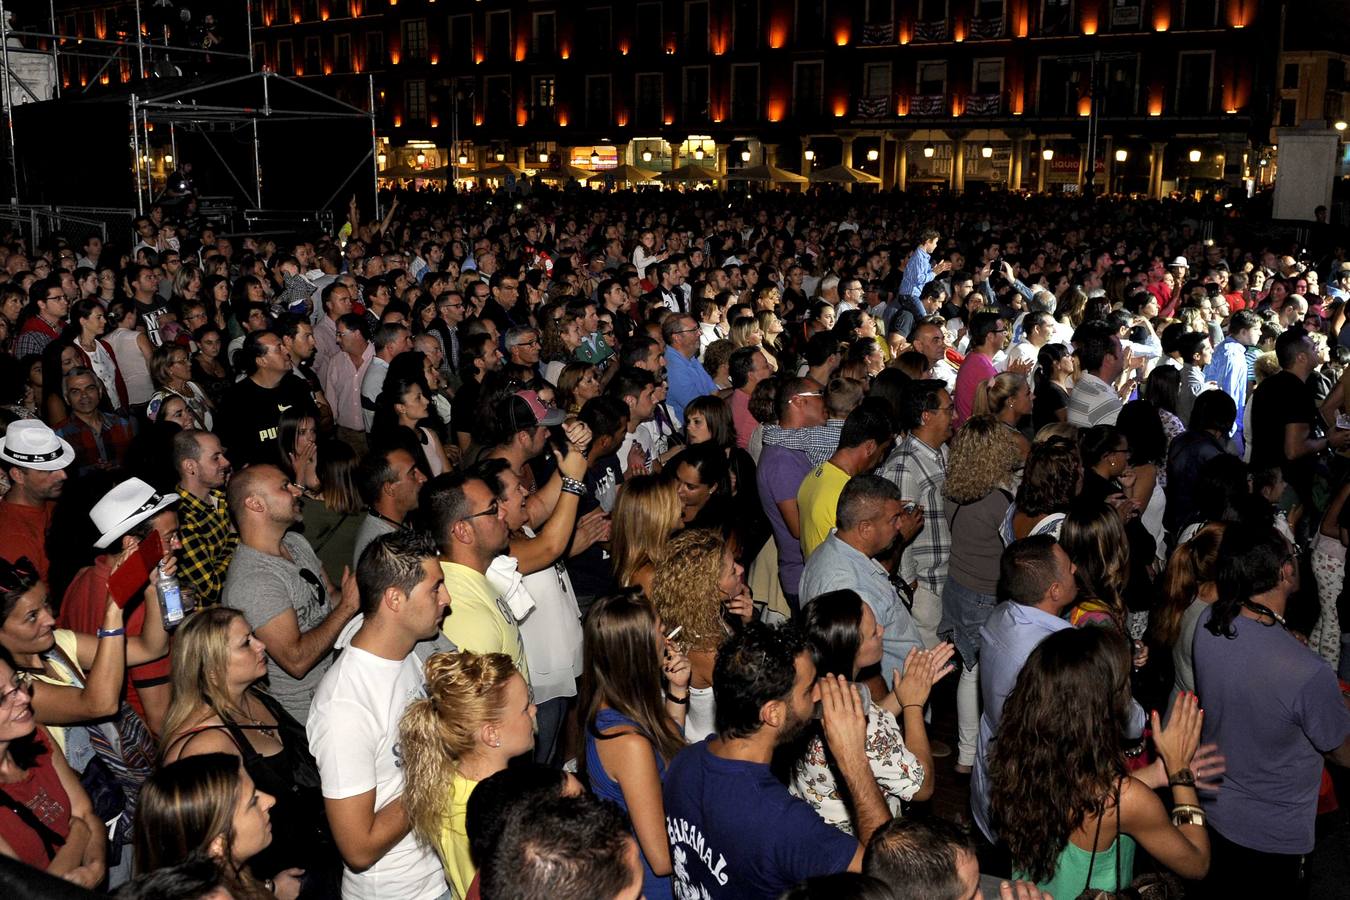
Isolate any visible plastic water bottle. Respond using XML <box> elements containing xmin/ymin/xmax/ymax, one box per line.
<box><xmin>156</xmin><ymin>566</ymin><xmax>185</xmax><ymax>627</ymax></box>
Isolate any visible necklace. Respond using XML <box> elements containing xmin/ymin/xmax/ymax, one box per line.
<box><xmin>1240</xmin><ymin>600</ymin><xmax>1288</xmax><ymax>630</ymax></box>
<box><xmin>239</xmin><ymin>694</ymin><xmax>279</xmax><ymax>740</ymax></box>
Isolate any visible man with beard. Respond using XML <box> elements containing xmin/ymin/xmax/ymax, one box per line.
<box><xmin>173</xmin><ymin>429</ymin><xmax>237</xmax><ymax>607</ymax></box>
<box><xmin>223</xmin><ymin>464</ymin><xmax>361</xmax><ymax>721</ymax></box>
<box><xmin>662</xmin><ymin>622</ymin><xmax>890</xmax><ymax>899</ymax></box>
<box><xmin>0</xmin><ymin>420</ymin><xmax>73</xmax><ymax>580</ymax></box>
<box><xmin>799</xmin><ymin>475</ymin><xmax>926</xmax><ymax>694</ymax></box>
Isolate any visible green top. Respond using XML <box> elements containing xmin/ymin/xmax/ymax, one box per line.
<box><xmin>1017</xmin><ymin>834</ymin><xmax>1137</xmax><ymax>899</ymax></box>
<box><xmin>298</xmin><ymin>495</ymin><xmax>361</xmax><ymax>585</ymax></box>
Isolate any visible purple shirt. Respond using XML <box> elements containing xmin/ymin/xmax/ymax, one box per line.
<box><xmin>756</xmin><ymin>445</ymin><xmax>813</xmax><ymax>597</ymax></box>
<box><xmin>953</xmin><ymin>352</ymin><xmax>997</xmax><ymax>428</ymax></box>
<box><xmin>1193</xmin><ymin>610</ymin><xmax>1350</xmax><ymax>854</ymax></box>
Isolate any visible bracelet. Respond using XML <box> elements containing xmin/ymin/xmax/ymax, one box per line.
<box><xmin>560</xmin><ymin>477</ymin><xmax>588</xmax><ymax>497</ymax></box>
<box><xmin>1168</xmin><ymin>767</ymin><xmax>1197</xmax><ymax>788</ymax></box>
<box><xmin>664</xmin><ymin>691</ymin><xmax>690</xmax><ymax>706</ymax></box>
<box><xmin>901</xmin><ymin>704</ymin><xmax>924</xmax><ymax>712</ymax></box>
<box><xmin>1170</xmin><ymin>804</ymin><xmax>1206</xmax><ymax>827</ymax></box>
<box><xmin>96</xmin><ymin>628</ymin><xmax>126</xmax><ymax>638</ymax></box>
<box><xmin>264</xmin><ymin>877</ymin><xmax>276</xmax><ymax>894</ymax></box>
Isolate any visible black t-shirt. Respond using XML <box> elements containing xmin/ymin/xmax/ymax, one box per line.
<box><xmin>1250</xmin><ymin>369</ymin><xmax>1320</xmax><ymax>497</ymax></box>
<box><xmin>450</xmin><ymin>378</ymin><xmax>482</xmax><ymax>442</ymax></box>
<box><xmin>1032</xmin><ymin>383</ymin><xmax>1069</xmax><ymax>433</ymax></box>
<box><xmin>137</xmin><ymin>300</ymin><xmax>170</xmax><ymax>347</ymax></box>
<box><xmin>565</xmin><ymin>454</ymin><xmax>623</xmax><ymax>600</ymax></box>
<box><xmin>219</xmin><ymin>373</ymin><xmax>317</xmax><ymax>467</ymax></box>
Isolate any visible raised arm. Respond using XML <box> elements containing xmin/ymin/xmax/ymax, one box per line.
<box><xmin>254</xmin><ymin>569</ymin><xmax>359</xmax><ymax>679</ymax></box>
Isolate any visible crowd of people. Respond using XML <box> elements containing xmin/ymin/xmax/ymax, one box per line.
<box><xmin>0</xmin><ymin>184</ymin><xmax>1345</xmax><ymax>900</ymax></box>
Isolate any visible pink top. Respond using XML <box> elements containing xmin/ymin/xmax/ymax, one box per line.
<box><xmin>321</xmin><ymin>342</ymin><xmax>374</xmax><ymax>431</ymax></box>
<box><xmin>953</xmin><ymin>352</ymin><xmax>997</xmax><ymax>428</ymax></box>
<box><xmin>729</xmin><ymin>389</ymin><xmax>756</xmax><ymax>450</ymax></box>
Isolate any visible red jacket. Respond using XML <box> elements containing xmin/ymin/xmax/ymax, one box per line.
<box><xmin>72</xmin><ymin>338</ymin><xmax>131</xmax><ymax>411</ymax></box>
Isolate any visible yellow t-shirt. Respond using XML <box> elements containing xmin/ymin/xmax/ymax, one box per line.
<box><xmin>436</xmin><ymin>770</ymin><xmax>478</xmax><ymax>899</ymax></box>
<box><xmin>440</xmin><ymin>561</ymin><xmax>530</xmax><ymax>683</ymax></box>
<box><xmin>797</xmin><ymin>461</ymin><xmax>851</xmax><ymax>558</ymax></box>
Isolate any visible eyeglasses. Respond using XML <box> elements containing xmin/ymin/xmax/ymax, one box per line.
<box><xmin>0</xmin><ymin>672</ymin><xmax>32</xmax><ymax>709</ymax></box>
<box><xmin>930</xmin><ymin>404</ymin><xmax>955</xmax><ymax>414</ymax></box>
<box><xmin>463</xmin><ymin>499</ymin><xmax>500</xmax><ymax>522</ymax></box>
<box><xmin>518</xmin><ymin>338</ymin><xmax>540</xmax><ymax>347</ymax></box>
<box><xmin>671</xmin><ymin>327</ymin><xmax>699</xmax><ymax>336</ymax></box>
<box><xmin>792</xmin><ymin>391</ymin><xmax>822</xmax><ymax>400</ymax></box>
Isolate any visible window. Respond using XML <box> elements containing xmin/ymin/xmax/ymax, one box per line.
<box><xmin>792</xmin><ymin>60</ymin><xmax>824</xmax><ymax>115</ymax></box>
<box><xmin>533</xmin><ymin>12</ymin><xmax>556</xmax><ymax>55</ymax></box>
<box><xmin>276</xmin><ymin>0</ymin><xmax>291</xmax><ymax>23</ymax></box>
<box><xmin>487</xmin><ymin>11</ymin><xmax>511</xmax><ymax>59</ymax></box>
<box><xmin>864</xmin><ymin>62</ymin><xmax>892</xmax><ymax>98</ymax></box>
<box><xmin>1282</xmin><ymin>62</ymin><xmax>1300</xmax><ymax>90</ymax></box>
<box><xmin>1102</xmin><ymin>57</ymin><xmax>1138</xmax><ymax>116</ymax></box>
<box><xmin>1109</xmin><ymin>0</ymin><xmax>1141</xmax><ymax>29</ymax></box>
<box><xmin>973</xmin><ymin>59</ymin><xmax>1003</xmax><ymax>94</ymax></box>
<box><xmin>1036</xmin><ymin>57</ymin><xmax>1081</xmax><ymax>115</ymax></box>
<box><xmin>585</xmin><ymin>7</ymin><xmax>612</xmax><ymax>55</ymax></box>
<box><xmin>1278</xmin><ymin>98</ymin><xmax>1297</xmax><ymax>127</ymax></box>
<box><xmin>1330</xmin><ymin>60</ymin><xmax>1345</xmax><ymax>91</ymax></box>
<box><xmin>1176</xmin><ymin>51</ymin><xmax>1214</xmax><ymax>115</ymax></box>
<box><xmin>453</xmin><ymin>77</ymin><xmax>476</xmax><ymax>126</ymax></box>
<box><xmin>586</xmin><ymin>75</ymin><xmax>612</xmax><ymax>128</ymax></box>
<box><xmin>403</xmin><ymin>20</ymin><xmax>428</xmax><ymax>62</ymax></box>
<box><xmin>253</xmin><ymin>42</ymin><xmax>266</xmax><ymax>69</ymax></box>
<box><xmin>918</xmin><ymin>0</ymin><xmax>946</xmax><ymax>22</ymax></box>
<box><xmin>686</xmin><ymin>1</ymin><xmax>709</xmax><ymax>51</ymax></box>
<box><xmin>917</xmin><ymin>60</ymin><xmax>947</xmax><ymax>95</ymax></box>
<box><xmin>1181</xmin><ymin>0</ymin><xmax>1217</xmax><ymax>28</ymax></box>
<box><xmin>303</xmin><ymin>0</ymin><xmax>318</xmax><ymax>21</ymax></box>
<box><xmin>277</xmin><ymin>39</ymin><xmax>294</xmax><ymax>74</ymax></box>
<box><xmin>796</xmin><ymin>0</ymin><xmax>825</xmax><ymax>41</ymax></box>
<box><xmin>731</xmin><ymin>63</ymin><xmax>760</xmax><ymax>122</ymax></box>
<box><xmin>531</xmin><ymin>76</ymin><xmax>555</xmax><ymax>123</ymax></box>
<box><xmin>734</xmin><ymin>0</ymin><xmax>759</xmax><ymax>50</ymax></box>
<box><xmin>976</xmin><ymin>0</ymin><xmax>1005</xmax><ymax>17</ymax></box>
<box><xmin>1042</xmin><ymin>0</ymin><xmax>1072</xmax><ymax>34</ymax></box>
<box><xmin>866</xmin><ymin>0</ymin><xmax>894</xmax><ymax>24</ymax></box>
<box><xmin>636</xmin><ymin>73</ymin><xmax>664</xmax><ymax>127</ymax></box>
<box><xmin>449</xmin><ymin>15</ymin><xmax>472</xmax><ymax>59</ymax></box>
<box><xmin>405</xmin><ymin>80</ymin><xmax>427</xmax><ymax>123</ymax></box>
<box><xmin>335</xmin><ymin>34</ymin><xmax>351</xmax><ymax>72</ymax></box>
<box><xmin>484</xmin><ymin>75</ymin><xmax>511</xmax><ymax>126</ymax></box>
<box><xmin>304</xmin><ymin>36</ymin><xmax>321</xmax><ymax>75</ymax></box>
<box><xmin>637</xmin><ymin>3</ymin><xmax>663</xmax><ymax>53</ymax></box>
<box><xmin>365</xmin><ymin>32</ymin><xmax>384</xmax><ymax>68</ymax></box>
<box><xmin>683</xmin><ymin>66</ymin><xmax>710</xmax><ymax>123</ymax></box>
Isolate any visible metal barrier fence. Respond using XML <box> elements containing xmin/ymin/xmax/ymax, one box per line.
<box><xmin>0</xmin><ymin>205</ymin><xmax>128</xmax><ymax>250</ymax></box>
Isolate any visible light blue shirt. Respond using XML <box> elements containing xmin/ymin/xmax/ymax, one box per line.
<box><xmin>899</xmin><ymin>246</ymin><xmax>936</xmax><ymax>300</ymax></box>
<box><xmin>1204</xmin><ymin>337</ymin><xmax>1250</xmax><ymax>452</ymax></box>
<box><xmin>971</xmin><ymin>602</ymin><xmax>1145</xmax><ymax>841</ymax></box>
<box><xmin>664</xmin><ymin>345</ymin><xmax>717</xmax><ymax>420</ymax></box>
<box><xmin>799</xmin><ymin>531</ymin><xmax>923</xmax><ymax>680</ymax></box>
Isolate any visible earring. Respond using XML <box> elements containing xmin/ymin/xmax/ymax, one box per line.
<box><xmin>491</xmin><ymin>740</ymin><xmax>501</xmax><ymax>748</ymax></box>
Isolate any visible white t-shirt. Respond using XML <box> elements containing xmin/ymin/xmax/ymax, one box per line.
<box><xmin>307</xmin><ymin>644</ymin><xmax>447</xmax><ymax>900</ymax></box>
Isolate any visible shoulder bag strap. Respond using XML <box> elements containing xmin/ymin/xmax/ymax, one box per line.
<box><xmin>0</xmin><ymin>786</ymin><xmax>64</xmax><ymax>859</ymax></box>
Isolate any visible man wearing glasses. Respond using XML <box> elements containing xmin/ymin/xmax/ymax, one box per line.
<box><xmin>432</xmin><ymin>471</ymin><xmax>530</xmax><ymax>683</ymax></box>
<box><xmin>952</xmin><ymin>312</ymin><xmax>1010</xmax><ymax>428</ymax></box>
<box><xmin>13</xmin><ymin>279</ymin><xmax>67</xmax><ymax>358</ymax></box>
<box><xmin>662</xmin><ymin>314</ymin><xmax>717</xmax><ymax>423</ymax></box>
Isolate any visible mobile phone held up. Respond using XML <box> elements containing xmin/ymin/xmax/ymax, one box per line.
<box><xmin>108</xmin><ymin>530</ymin><xmax>162</xmax><ymax>609</ymax></box>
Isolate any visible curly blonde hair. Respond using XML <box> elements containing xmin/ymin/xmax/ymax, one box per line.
<box><xmin>944</xmin><ymin>415</ymin><xmax>1024</xmax><ymax>504</ymax></box>
<box><xmin>649</xmin><ymin>528</ymin><xmax>729</xmax><ymax>652</ymax></box>
<box><xmin>399</xmin><ymin>651</ymin><xmax>518</xmax><ymax>847</ymax></box>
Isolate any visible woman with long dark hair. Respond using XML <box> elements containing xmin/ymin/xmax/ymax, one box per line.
<box><xmin>789</xmin><ymin>590</ymin><xmax>949</xmax><ymax>831</ymax></box>
<box><xmin>372</xmin><ymin>370</ymin><xmax>451</xmax><ymax>477</ymax></box>
<box><xmin>1148</xmin><ymin>523</ymin><xmax>1225</xmax><ymax>700</ymax></box>
<box><xmin>990</xmin><ymin>628</ymin><xmax>1210</xmax><ymax>897</ymax></box>
<box><xmin>1001</xmin><ymin>436</ymin><xmax>1080</xmax><ymax>543</ymax></box>
<box><xmin>579</xmin><ymin>591</ymin><xmax>690</xmax><ymax>900</ymax></box>
<box><xmin>1031</xmin><ymin>342</ymin><xmax>1074</xmax><ymax>432</ymax></box>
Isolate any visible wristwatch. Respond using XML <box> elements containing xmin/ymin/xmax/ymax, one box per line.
<box><xmin>1168</xmin><ymin>767</ymin><xmax>1196</xmax><ymax>788</ymax></box>
<box><xmin>1170</xmin><ymin>804</ymin><xmax>1206</xmax><ymax>827</ymax></box>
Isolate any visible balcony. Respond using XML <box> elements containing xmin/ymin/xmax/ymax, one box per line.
<box><xmin>965</xmin><ymin>93</ymin><xmax>1003</xmax><ymax>115</ymax></box>
<box><xmin>967</xmin><ymin>16</ymin><xmax>1005</xmax><ymax>39</ymax></box>
<box><xmin>909</xmin><ymin>94</ymin><xmax>946</xmax><ymax>116</ymax></box>
<box><xmin>857</xmin><ymin>96</ymin><xmax>891</xmax><ymax>118</ymax></box>
<box><xmin>913</xmin><ymin>20</ymin><xmax>949</xmax><ymax>42</ymax></box>
<box><xmin>860</xmin><ymin>22</ymin><xmax>896</xmax><ymax>46</ymax></box>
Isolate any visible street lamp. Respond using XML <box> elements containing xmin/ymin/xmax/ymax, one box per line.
<box><xmin>741</xmin><ymin>150</ymin><xmax>751</xmax><ymax>162</ymax></box>
<box><xmin>1042</xmin><ymin>148</ymin><xmax>1054</xmax><ymax>161</ymax></box>
<box><xmin>694</xmin><ymin>147</ymin><xmax>705</xmax><ymax>160</ymax></box>
<box><xmin>457</xmin><ymin>153</ymin><xmax>468</xmax><ymax>165</ymax></box>
<box><xmin>1188</xmin><ymin>149</ymin><xmax>1202</xmax><ymax>163</ymax></box>
<box><xmin>803</xmin><ymin>149</ymin><xmax>815</xmax><ymax>161</ymax></box>
<box><xmin>642</xmin><ymin>150</ymin><xmax>653</xmax><ymax>162</ymax></box>
<box><xmin>590</xmin><ymin>150</ymin><xmax>600</xmax><ymax>166</ymax></box>
<box><xmin>416</xmin><ymin>151</ymin><xmax>426</xmax><ymax>166</ymax></box>
<box><xmin>923</xmin><ymin>142</ymin><xmax>935</xmax><ymax>158</ymax></box>
<box><xmin>164</xmin><ymin>154</ymin><xmax>174</xmax><ymax>165</ymax></box>
<box><xmin>1336</xmin><ymin>120</ymin><xmax>1348</xmax><ymax>131</ymax></box>
<box><xmin>866</xmin><ymin>148</ymin><xmax>879</xmax><ymax>162</ymax></box>
<box><xmin>1114</xmin><ymin>148</ymin><xmax>1128</xmax><ymax>162</ymax></box>
<box><xmin>538</xmin><ymin>151</ymin><xmax>548</xmax><ymax>163</ymax></box>
<box><xmin>980</xmin><ymin>144</ymin><xmax>993</xmax><ymax>159</ymax></box>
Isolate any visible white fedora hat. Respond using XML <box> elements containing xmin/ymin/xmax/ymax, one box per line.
<box><xmin>1170</xmin><ymin>256</ymin><xmax>1190</xmax><ymax>269</ymax></box>
<box><xmin>0</xmin><ymin>420</ymin><xmax>75</xmax><ymax>472</ymax></box>
<box><xmin>91</xmin><ymin>478</ymin><xmax>179</xmax><ymax>550</ymax></box>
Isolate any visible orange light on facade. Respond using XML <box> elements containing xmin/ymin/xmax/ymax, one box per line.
<box><xmin>767</xmin><ymin>97</ymin><xmax>786</xmax><ymax>122</ymax></box>
<box><xmin>619</xmin><ymin>40</ymin><xmax>630</xmax><ymax>55</ymax></box>
<box><xmin>351</xmin><ymin>1</ymin><xmax>362</xmax><ymax>16</ymax></box>
<box><xmin>517</xmin><ymin>108</ymin><xmax>528</xmax><ymax>126</ymax></box>
<box><xmin>1015</xmin><ymin>7</ymin><xmax>1030</xmax><ymax>37</ymax></box>
<box><xmin>1148</xmin><ymin>94</ymin><xmax>1163</xmax><ymax>116</ymax></box>
<box><xmin>558</xmin><ymin>111</ymin><xmax>569</xmax><ymax>126</ymax></box>
<box><xmin>101</xmin><ymin>73</ymin><xmax>110</xmax><ymax>84</ymax></box>
<box><xmin>899</xmin><ymin>23</ymin><xmax>911</xmax><ymax>44</ymax></box>
<box><xmin>324</xmin><ymin>63</ymin><xmax>333</xmax><ymax>75</ymax></box>
<box><xmin>320</xmin><ymin>9</ymin><xmax>330</xmax><ymax>21</ymax></box>
<box><xmin>663</xmin><ymin>114</ymin><xmax>674</xmax><ymax>125</ymax></box>
<box><xmin>769</xmin><ymin>17</ymin><xmax>789</xmax><ymax>48</ymax></box>
<box><xmin>1078</xmin><ymin>95</ymin><xmax>1091</xmax><ymax>116</ymax></box>
<box><xmin>1228</xmin><ymin>0</ymin><xmax>1249</xmax><ymax>27</ymax></box>
<box><xmin>94</xmin><ymin>13</ymin><xmax>106</xmax><ymax>39</ymax></box>
<box><xmin>263</xmin><ymin>13</ymin><xmax>273</xmax><ymax>26</ymax></box>
<box><xmin>954</xmin><ymin>20</ymin><xmax>966</xmax><ymax>42</ymax></box>
<box><xmin>833</xmin><ymin>25</ymin><xmax>850</xmax><ymax>46</ymax></box>
<box><xmin>393</xmin><ymin>115</ymin><xmax>402</xmax><ymax>127</ymax></box>
<box><xmin>1082</xmin><ymin>16</ymin><xmax>1098</xmax><ymax>34</ymax></box>
<box><xmin>711</xmin><ymin>31</ymin><xmax>727</xmax><ymax>55</ymax></box>
<box><xmin>1153</xmin><ymin>9</ymin><xmax>1169</xmax><ymax>30</ymax></box>
<box><xmin>832</xmin><ymin>97</ymin><xmax>848</xmax><ymax>117</ymax></box>
<box><xmin>952</xmin><ymin>96</ymin><xmax>964</xmax><ymax>117</ymax></box>
<box><xmin>896</xmin><ymin>97</ymin><xmax>910</xmax><ymax>116</ymax></box>
<box><xmin>474</xmin><ymin>113</ymin><xmax>484</xmax><ymax>126</ymax></box>
<box><xmin>515</xmin><ymin>38</ymin><xmax>527</xmax><ymax>62</ymax></box>
<box><xmin>430</xmin><ymin>116</ymin><xmax>440</xmax><ymax>127</ymax></box>
<box><xmin>430</xmin><ymin>53</ymin><xmax>439</xmax><ymax>64</ymax></box>
<box><xmin>292</xmin><ymin>12</ymin><xmax>301</xmax><ymax>23</ymax></box>
<box><xmin>616</xmin><ymin>112</ymin><xmax>629</xmax><ymax>127</ymax></box>
<box><xmin>389</xmin><ymin>50</ymin><xmax>400</xmax><ymax>64</ymax></box>
<box><xmin>560</xmin><ymin>44</ymin><xmax>570</xmax><ymax>59</ymax></box>
<box><xmin>474</xmin><ymin>51</ymin><xmax>484</xmax><ymax>64</ymax></box>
